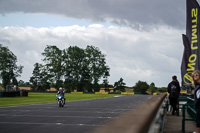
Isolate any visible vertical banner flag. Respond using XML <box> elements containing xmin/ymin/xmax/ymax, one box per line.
<box><xmin>181</xmin><ymin>0</ymin><xmax>200</xmax><ymax>86</ymax></box>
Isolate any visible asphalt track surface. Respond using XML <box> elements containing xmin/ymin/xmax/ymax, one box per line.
<box><xmin>0</xmin><ymin>95</ymin><xmax>151</xmax><ymax>133</ymax></box>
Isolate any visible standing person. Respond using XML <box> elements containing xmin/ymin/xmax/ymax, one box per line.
<box><xmin>192</xmin><ymin>70</ymin><xmax>200</xmax><ymax>133</ymax></box>
<box><xmin>167</xmin><ymin>75</ymin><xmax>181</xmax><ymax>115</ymax></box>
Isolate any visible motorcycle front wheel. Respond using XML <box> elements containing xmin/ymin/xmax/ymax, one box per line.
<box><xmin>59</xmin><ymin>101</ymin><xmax>62</xmax><ymax>107</ymax></box>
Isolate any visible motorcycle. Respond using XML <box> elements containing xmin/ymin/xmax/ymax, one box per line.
<box><xmin>56</xmin><ymin>94</ymin><xmax>65</xmax><ymax>107</ymax></box>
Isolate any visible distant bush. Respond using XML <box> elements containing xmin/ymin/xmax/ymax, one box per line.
<box><xmin>157</xmin><ymin>87</ymin><xmax>167</xmax><ymax>92</ymax></box>
<box><xmin>134</xmin><ymin>81</ymin><xmax>149</xmax><ymax>94</ymax></box>
<box><xmin>18</xmin><ymin>85</ymin><xmax>31</xmax><ymax>87</ymax></box>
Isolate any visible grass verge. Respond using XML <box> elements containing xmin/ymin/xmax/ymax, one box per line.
<box><xmin>0</xmin><ymin>92</ymin><xmax>120</xmax><ymax>107</ymax></box>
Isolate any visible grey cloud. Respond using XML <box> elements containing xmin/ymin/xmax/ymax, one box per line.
<box><xmin>0</xmin><ymin>0</ymin><xmax>186</xmax><ymax>29</ymax></box>
<box><xmin>0</xmin><ymin>39</ymin><xmax>10</xmax><ymax>44</ymax></box>
<box><xmin>0</xmin><ymin>26</ymin><xmax>183</xmax><ymax>87</ymax></box>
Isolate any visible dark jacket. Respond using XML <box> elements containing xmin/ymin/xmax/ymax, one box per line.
<box><xmin>57</xmin><ymin>90</ymin><xmax>64</xmax><ymax>96</ymax></box>
<box><xmin>194</xmin><ymin>84</ymin><xmax>200</xmax><ymax>109</ymax></box>
<box><xmin>167</xmin><ymin>80</ymin><xmax>181</xmax><ymax>99</ymax></box>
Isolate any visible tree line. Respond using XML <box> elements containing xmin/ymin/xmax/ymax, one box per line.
<box><xmin>0</xmin><ymin>44</ymin><xmax>167</xmax><ymax>93</ymax></box>
<box><xmin>30</xmin><ymin>45</ymin><xmax>110</xmax><ymax>92</ymax></box>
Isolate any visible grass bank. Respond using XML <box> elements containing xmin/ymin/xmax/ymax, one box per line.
<box><xmin>0</xmin><ymin>92</ymin><xmax>120</xmax><ymax>107</ymax></box>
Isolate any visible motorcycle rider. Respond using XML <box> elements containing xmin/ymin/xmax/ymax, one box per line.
<box><xmin>57</xmin><ymin>87</ymin><xmax>65</xmax><ymax>104</ymax></box>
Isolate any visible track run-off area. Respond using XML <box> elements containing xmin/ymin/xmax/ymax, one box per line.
<box><xmin>0</xmin><ymin>95</ymin><xmax>152</xmax><ymax>133</ymax></box>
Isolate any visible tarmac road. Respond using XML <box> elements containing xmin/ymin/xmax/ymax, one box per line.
<box><xmin>0</xmin><ymin>95</ymin><xmax>151</xmax><ymax>133</ymax></box>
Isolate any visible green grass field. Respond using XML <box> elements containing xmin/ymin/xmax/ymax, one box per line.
<box><xmin>0</xmin><ymin>92</ymin><xmax>120</xmax><ymax>107</ymax></box>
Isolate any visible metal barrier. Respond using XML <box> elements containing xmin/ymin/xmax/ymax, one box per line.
<box><xmin>92</xmin><ymin>93</ymin><xmax>167</xmax><ymax>133</ymax></box>
<box><xmin>182</xmin><ymin>97</ymin><xmax>196</xmax><ymax>133</ymax></box>
<box><xmin>148</xmin><ymin>95</ymin><xmax>168</xmax><ymax>133</ymax></box>
<box><xmin>187</xmin><ymin>97</ymin><xmax>195</xmax><ymax>118</ymax></box>
<box><xmin>177</xmin><ymin>96</ymin><xmax>188</xmax><ymax>116</ymax></box>
<box><xmin>177</xmin><ymin>95</ymin><xmax>193</xmax><ymax>116</ymax></box>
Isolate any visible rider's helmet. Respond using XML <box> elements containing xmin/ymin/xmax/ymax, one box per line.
<box><xmin>59</xmin><ymin>87</ymin><xmax>62</xmax><ymax>91</ymax></box>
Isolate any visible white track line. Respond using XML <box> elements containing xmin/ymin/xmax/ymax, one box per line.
<box><xmin>0</xmin><ymin>114</ymin><xmax>118</xmax><ymax>119</ymax></box>
<box><xmin>0</xmin><ymin>121</ymin><xmax>105</xmax><ymax>127</ymax></box>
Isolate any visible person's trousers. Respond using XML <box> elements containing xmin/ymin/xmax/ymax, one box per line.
<box><xmin>170</xmin><ymin>98</ymin><xmax>178</xmax><ymax>114</ymax></box>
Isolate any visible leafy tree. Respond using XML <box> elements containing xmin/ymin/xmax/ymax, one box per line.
<box><xmin>157</xmin><ymin>87</ymin><xmax>167</xmax><ymax>92</ymax></box>
<box><xmin>114</xmin><ymin>78</ymin><xmax>126</xmax><ymax>92</ymax></box>
<box><xmin>18</xmin><ymin>80</ymin><xmax>25</xmax><ymax>86</ymax></box>
<box><xmin>148</xmin><ymin>82</ymin><xmax>156</xmax><ymax>94</ymax></box>
<box><xmin>0</xmin><ymin>44</ymin><xmax>23</xmax><ymax>89</ymax></box>
<box><xmin>25</xmin><ymin>82</ymin><xmax>30</xmax><ymax>85</ymax></box>
<box><xmin>134</xmin><ymin>80</ymin><xmax>149</xmax><ymax>94</ymax></box>
<box><xmin>12</xmin><ymin>77</ymin><xmax>18</xmax><ymax>86</ymax></box>
<box><xmin>18</xmin><ymin>80</ymin><xmax>31</xmax><ymax>87</ymax></box>
<box><xmin>29</xmin><ymin>63</ymin><xmax>42</xmax><ymax>91</ymax></box>
<box><xmin>29</xmin><ymin>63</ymin><xmax>50</xmax><ymax>91</ymax></box>
<box><xmin>80</xmin><ymin>66</ymin><xmax>91</xmax><ymax>92</ymax></box>
<box><xmin>42</xmin><ymin>45</ymin><xmax>64</xmax><ymax>90</ymax></box>
<box><xmin>63</xmin><ymin>46</ymin><xmax>85</xmax><ymax>91</ymax></box>
<box><xmin>63</xmin><ymin>45</ymin><xmax>109</xmax><ymax>92</ymax></box>
<box><xmin>85</xmin><ymin>46</ymin><xmax>110</xmax><ymax>91</ymax></box>
<box><xmin>35</xmin><ymin>45</ymin><xmax>110</xmax><ymax>92</ymax></box>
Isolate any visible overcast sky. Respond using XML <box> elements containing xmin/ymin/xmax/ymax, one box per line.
<box><xmin>0</xmin><ymin>0</ymin><xmax>192</xmax><ymax>87</ymax></box>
